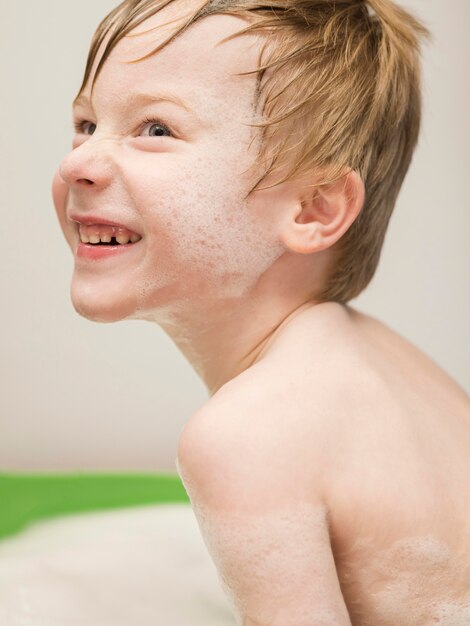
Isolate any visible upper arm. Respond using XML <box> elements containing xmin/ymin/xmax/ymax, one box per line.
<box><xmin>177</xmin><ymin>401</ymin><xmax>352</xmax><ymax>626</ymax></box>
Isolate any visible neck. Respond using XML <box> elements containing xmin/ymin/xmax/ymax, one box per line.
<box><xmin>143</xmin><ymin>250</ymin><xmax>332</xmax><ymax>397</ymax></box>
<box><xmin>163</xmin><ymin>298</ymin><xmax>317</xmax><ymax>397</ymax></box>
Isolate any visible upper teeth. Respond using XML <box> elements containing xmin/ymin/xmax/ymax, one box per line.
<box><xmin>78</xmin><ymin>224</ymin><xmax>142</xmax><ymax>245</ymax></box>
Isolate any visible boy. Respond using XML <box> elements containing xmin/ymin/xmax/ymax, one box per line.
<box><xmin>52</xmin><ymin>0</ymin><xmax>470</xmax><ymax>623</ymax></box>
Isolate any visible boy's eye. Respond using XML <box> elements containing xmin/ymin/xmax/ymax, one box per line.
<box><xmin>72</xmin><ymin>118</ymin><xmax>173</xmax><ymax>138</ymax></box>
<box><xmin>141</xmin><ymin>118</ymin><xmax>173</xmax><ymax>138</ymax></box>
<box><xmin>73</xmin><ymin>120</ymin><xmax>96</xmax><ymax>135</ymax></box>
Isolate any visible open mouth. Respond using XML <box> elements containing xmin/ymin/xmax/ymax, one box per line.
<box><xmin>78</xmin><ymin>223</ymin><xmax>142</xmax><ymax>246</ymax></box>
<box><xmin>85</xmin><ymin>237</ymin><xmax>138</xmax><ymax>246</ymax></box>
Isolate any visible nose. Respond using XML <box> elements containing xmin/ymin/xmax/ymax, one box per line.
<box><xmin>58</xmin><ymin>138</ymin><xmax>115</xmax><ymax>189</ymax></box>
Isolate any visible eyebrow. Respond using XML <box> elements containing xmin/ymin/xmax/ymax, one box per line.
<box><xmin>72</xmin><ymin>91</ymin><xmax>199</xmax><ymax>121</ymax></box>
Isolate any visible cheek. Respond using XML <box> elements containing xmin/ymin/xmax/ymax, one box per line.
<box><xmin>51</xmin><ymin>169</ymin><xmax>70</xmax><ymax>240</ymax></box>
<box><xmin>138</xmin><ymin>157</ymin><xmax>284</xmax><ymax>298</ymax></box>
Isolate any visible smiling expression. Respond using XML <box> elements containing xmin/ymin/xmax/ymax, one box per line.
<box><xmin>52</xmin><ymin>4</ymin><xmax>287</xmax><ymax>324</ymax></box>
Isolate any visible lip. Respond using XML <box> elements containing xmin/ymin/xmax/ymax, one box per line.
<box><xmin>69</xmin><ymin>213</ymin><xmax>142</xmax><ymax>236</ymax></box>
<box><xmin>76</xmin><ymin>240</ymin><xmax>142</xmax><ymax>260</ymax></box>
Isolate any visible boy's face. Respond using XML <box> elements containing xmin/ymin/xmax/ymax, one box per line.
<box><xmin>52</xmin><ymin>3</ymin><xmax>286</xmax><ymax>324</ymax></box>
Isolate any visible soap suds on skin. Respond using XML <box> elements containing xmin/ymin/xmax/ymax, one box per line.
<box><xmin>1</xmin><ymin>506</ymin><xmax>469</xmax><ymax>625</ymax></box>
<box><xmin>131</xmin><ymin>86</ymin><xmax>286</xmax><ymax>321</ymax></box>
<box><xmin>339</xmin><ymin>533</ymin><xmax>470</xmax><ymax>625</ymax></box>
<box><xmin>185</xmin><ymin>497</ymin><xmax>352</xmax><ymax>626</ymax></box>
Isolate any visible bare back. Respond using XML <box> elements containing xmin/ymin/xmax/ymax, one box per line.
<box><xmin>249</xmin><ymin>302</ymin><xmax>470</xmax><ymax>625</ymax></box>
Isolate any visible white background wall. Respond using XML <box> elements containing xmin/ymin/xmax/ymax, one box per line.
<box><xmin>0</xmin><ymin>0</ymin><xmax>468</xmax><ymax>472</ymax></box>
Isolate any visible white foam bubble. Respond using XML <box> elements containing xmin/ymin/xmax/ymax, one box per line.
<box><xmin>342</xmin><ymin>533</ymin><xmax>470</xmax><ymax>625</ymax></box>
<box><xmin>432</xmin><ymin>599</ymin><xmax>470</xmax><ymax>625</ymax></box>
<box><xmin>0</xmin><ymin>505</ymin><xmax>236</xmax><ymax>626</ymax></box>
<box><xmin>186</xmin><ymin>499</ymin><xmax>352</xmax><ymax>625</ymax></box>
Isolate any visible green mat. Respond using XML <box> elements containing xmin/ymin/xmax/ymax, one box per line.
<box><xmin>0</xmin><ymin>472</ymin><xmax>190</xmax><ymax>541</ymax></box>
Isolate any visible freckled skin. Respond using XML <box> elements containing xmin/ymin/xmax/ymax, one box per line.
<box><xmin>51</xmin><ymin>1</ymin><xmax>339</xmax><ymax>392</ymax></box>
<box><xmin>52</xmin><ymin>6</ymin><xmax>286</xmax><ymax>326</ymax></box>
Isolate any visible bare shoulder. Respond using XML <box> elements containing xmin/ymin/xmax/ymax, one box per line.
<box><xmin>176</xmin><ymin>365</ymin><xmax>329</xmax><ymax>510</ymax></box>
<box><xmin>180</xmin><ymin>300</ymin><xmax>469</xmax><ymax>481</ymax></box>
<box><xmin>176</xmin><ymin>303</ymin><xmax>470</xmax><ymax>623</ymax></box>
<box><xmin>175</xmin><ymin>307</ymin><xmax>357</xmax><ymax>624</ymax></box>
<box><xmin>179</xmin><ymin>299</ymin><xmax>470</xmax><ymax>529</ymax></box>
<box><xmin>177</xmin><ymin>302</ymin><xmax>382</xmax><ymax>502</ymax></box>
<box><xmin>179</xmin><ymin>303</ymin><xmax>374</xmax><ymax>440</ymax></box>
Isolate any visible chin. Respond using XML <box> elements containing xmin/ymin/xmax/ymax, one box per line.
<box><xmin>70</xmin><ymin>280</ymin><xmax>137</xmax><ymax>323</ymax></box>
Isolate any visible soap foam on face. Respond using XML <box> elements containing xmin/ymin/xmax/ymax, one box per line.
<box><xmin>68</xmin><ymin>8</ymin><xmax>287</xmax><ymax>326</ymax></box>
<box><xmin>52</xmin><ymin>0</ymin><xmax>294</xmax><ymax>331</ymax></box>
<box><xmin>430</xmin><ymin>600</ymin><xmax>470</xmax><ymax>625</ymax></box>
<box><xmin>130</xmin><ymin>82</ymin><xmax>286</xmax><ymax>323</ymax></box>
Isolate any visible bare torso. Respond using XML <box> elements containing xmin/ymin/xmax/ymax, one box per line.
<box><xmin>239</xmin><ymin>302</ymin><xmax>470</xmax><ymax>625</ymax></box>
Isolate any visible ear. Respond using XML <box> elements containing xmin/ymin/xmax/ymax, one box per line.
<box><xmin>279</xmin><ymin>169</ymin><xmax>365</xmax><ymax>255</ymax></box>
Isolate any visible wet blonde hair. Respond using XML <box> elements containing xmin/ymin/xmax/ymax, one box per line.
<box><xmin>75</xmin><ymin>0</ymin><xmax>431</xmax><ymax>303</ymax></box>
